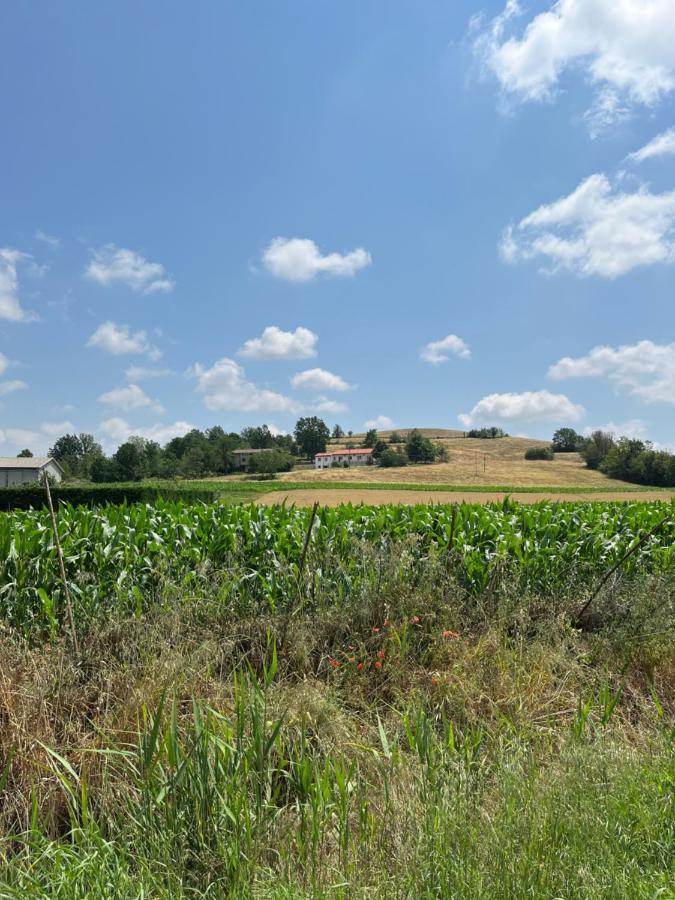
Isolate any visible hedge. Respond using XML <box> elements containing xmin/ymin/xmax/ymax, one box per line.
<box><xmin>0</xmin><ymin>483</ymin><xmax>218</xmax><ymax>511</ymax></box>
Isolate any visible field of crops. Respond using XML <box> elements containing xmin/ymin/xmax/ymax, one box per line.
<box><xmin>1</xmin><ymin>498</ymin><xmax>673</xmax><ymax>897</ymax></box>
<box><xmin>1</xmin><ymin>499</ymin><xmax>672</xmax><ymax>637</ymax></box>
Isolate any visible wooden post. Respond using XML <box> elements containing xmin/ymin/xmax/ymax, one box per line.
<box><xmin>43</xmin><ymin>475</ymin><xmax>79</xmax><ymax>654</ymax></box>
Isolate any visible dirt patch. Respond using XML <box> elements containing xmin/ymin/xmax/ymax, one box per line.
<box><xmin>256</xmin><ymin>488</ymin><xmax>675</xmax><ymax>507</ymax></box>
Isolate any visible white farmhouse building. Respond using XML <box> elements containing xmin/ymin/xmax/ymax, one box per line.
<box><xmin>314</xmin><ymin>448</ymin><xmax>374</xmax><ymax>469</ymax></box>
<box><xmin>0</xmin><ymin>457</ymin><xmax>65</xmax><ymax>487</ymax></box>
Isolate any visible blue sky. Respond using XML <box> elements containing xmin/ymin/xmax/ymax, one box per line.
<box><xmin>1</xmin><ymin>0</ymin><xmax>674</xmax><ymax>454</ymax></box>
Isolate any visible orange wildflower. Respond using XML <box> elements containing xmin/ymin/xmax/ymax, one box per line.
<box><xmin>328</xmin><ymin>657</ymin><xmax>341</xmax><ymax>669</ymax></box>
<box><xmin>374</xmin><ymin>660</ymin><xmax>382</xmax><ymax>669</ymax></box>
<box><xmin>376</xmin><ymin>650</ymin><xmax>385</xmax><ymax>660</ymax></box>
<box><xmin>442</xmin><ymin>630</ymin><xmax>459</xmax><ymax>638</ymax></box>
<box><xmin>357</xmin><ymin>663</ymin><xmax>364</xmax><ymax>671</ymax></box>
<box><xmin>431</xmin><ymin>676</ymin><xmax>439</xmax><ymax>686</ymax></box>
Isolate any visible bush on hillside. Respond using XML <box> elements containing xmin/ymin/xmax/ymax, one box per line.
<box><xmin>378</xmin><ymin>448</ymin><xmax>408</xmax><ymax>467</ymax></box>
<box><xmin>524</xmin><ymin>447</ymin><xmax>554</xmax><ymax>461</ymax></box>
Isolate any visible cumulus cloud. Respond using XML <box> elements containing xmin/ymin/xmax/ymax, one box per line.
<box><xmin>0</xmin><ymin>420</ymin><xmax>76</xmax><ymax>454</ymax></box>
<box><xmin>459</xmin><ymin>390</ymin><xmax>584</xmax><ymax>426</ymax></box>
<box><xmin>582</xmin><ymin>419</ymin><xmax>649</xmax><ymax>440</ymax></box>
<box><xmin>501</xmin><ymin>173</ymin><xmax>675</xmax><ymax>278</ymax></box>
<box><xmin>85</xmin><ymin>245</ymin><xmax>174</xmax><ymax>294</ymax></box>
<box><xmin>239</xmin><ymin>325</ymin><xmax>318</xmax><ymax>360</ymax></box>
<box><xmin>627</xmin><ymin>127</ymin><xmax>675</xmax><ymax>163</ymax></box>
<box><xmin>99</xmin><ymin>417</ymin><xmax>194</xmax><ymax>447</ymax></box>
<box><xmin>190</xmin><ymin>357</ymin><xmax>299</xmax><ymax>413</ymax></box>
<box><xmin>87</xmin><ymin>321</ymin><xmax>161</xmax><ymax>360</ymax></box>
<box><xmin>98</xmin><ymin>383</ymin><xmax>164</xmax><ymax>414</ymax></box>
<box><xmin>474</xmin><ymin>0</ymin><xmax>675</xmax><ymax>133</ymax></box>
<box><xmin>420</xmin><ymin>334</ymin><xmax>471</xmax><ymax>365</ymax></box>
<box><xmin>0</xmin><ymin>379</ymin><xmax>28</xmax><ymax>398</ymax></box>
<box><xmin>0</xmin><ymin>249</ymin><xmax>37</xmax><ymax>322</ymax></box>
<box><xmin>363</xmin><ymin>415</ymin><xmax>394</xmax><ymax>430</ymax></box>
<box><xmin>291</xmin><ymin>368</ymin><xmax>351</xmax><ymax>392</ymax></box>
<box><xmin>548</xmin><ymin>339</ymin><xmax>675</xmax><ymax>404</ymax></box>
<box><xmin>262</xmin><ymin>237</ymin><xmax>371</xmax><ymax>282</ymax></box>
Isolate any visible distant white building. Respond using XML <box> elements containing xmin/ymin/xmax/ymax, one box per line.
<box><xmin>0</xmin><ymin>457</ymin><xmax>65</xmax><ymax>487</ymax></box>
<box><xmin>314</xmin><ymin>448</ymin><xmax>374</xmax><ymax>469</ymax></box>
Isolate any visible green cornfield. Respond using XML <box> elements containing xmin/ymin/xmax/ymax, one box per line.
<box><xmin>0</xmin><ymin>498</ymin><xmax>672</xmax><ymax>636</ymax></box>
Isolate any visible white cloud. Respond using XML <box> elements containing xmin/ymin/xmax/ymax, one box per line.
<box><xmin>35</xmin><ymin>230</ymin><xmax>61</xmax><ymax>249</ymax></box>
<box><xmin>262</xmin><ymin>237</ymin><xmax>371</xmax><ymax>282</ymax></box>
<box><xmin>0</xmin><ymin>420</ymin><xmax>77</xmax><ymax>454</ymax></box>
<box><xmin>582</xmin><ymin>419</ymin><xmax>649</xmax><ymax>440</ymax></box>
<box><xmin>474</xmin><ymin>0</ymin><xmax>675</xmax><ymax>133</ymax></box>
<box><xmin>0</xmin><ymin>353</ymin><xmax>8</xmax><ymax>377</ymax></box>
<box><xmin>124</xmin><ymin>365</ymin><xmax>172</xmax><ymax>381</ymax></box>
<box><xmin>40</xmin><ymin>420</ymin><xmax>75</xmax><ymax>437</ymax></box>
<box><xmin>627</xmin><ymin>127</ymin><xmax>675</xmax><ymax>163</ymax></box>
<box><xmin>99</xmin><ymin>417</ymin><xmax>194</xmax><ymax>447</ymax></box>
<box><xmin>291</xmin><ymin>368</ymin><xmax>351</xmax><ymax>392</ymax></box>
<box><xmin>311</xmin><ymin>397</ymin><xmax>349</xmax><ymax>415</ymax></box>
<box><xmin>0</xmin><ymin>249</ymin><xmax>37</xmax><ymax>322</ymax></box>
<box><xmin>0</xmin><ymin>379</ymin><xmax>28</xmax><ymax>398</ymax></box>
<box><xmin>190</xmin><ymin>357</ymin><xmax>299</xmax><ymax>413</ymax></box>
<box><xmin>363</xmin><ymin>415</ymin><xmax>394</xmax><ymax>430</ymax></box>
<box><xmin>0</xmin><ymin>428</ymin><xmax>41</xmax><ymax>448</ymax></box>
<box><xmin>87</xmin><ymin>321</ymin><xmax>161</xmax><ymax>360</ymax></box>
<box><xmin>98</xmin><ymin>383</ymin><xmax>164</xmax><ymax>414</ymax></box>
<box><xmin>85</xmin><ymin>245</ymin><xmax>174</xmax><ymax>294</ymax></box>
<box><xmin>501</xmin><ymin>173</ymin><xmax>675</xmax><ymax>278</ymax></box>
<box><xmin>548</xmin><ymin>339</ymin><xmax>675</xmax><ymax>404</ymax></box>
<box><xmin>420</xmin><ymin>334</ymin><xmax>471</xmax><ymax>365</ymax></box>
<box><xmin>459</xmin><ymin>390</ymin><xmax>584</xmax><ymax>426</ymax></box>
<box><xmin>239</xmin><ymin>325</ymin><xmax>318</xmax><ymax>360</ymax></box>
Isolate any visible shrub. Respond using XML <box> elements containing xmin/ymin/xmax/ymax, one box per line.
<box><xmin>379</xmin><ymin>448</ymin><xmax>408</xmax><ymax>467</ymax></box>
<box><xmin>524</xmin><ymin>447</ymin><xmax>554</xmax><ymax>460</ymax></box>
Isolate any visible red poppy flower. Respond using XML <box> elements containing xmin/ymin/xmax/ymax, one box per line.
<box><xmin>328</xmin><ymin>657</ymin><xmax>341</xmax><ymax>669</ymax></box>
<box><xmin>357</xmin><ymin>663</ymin><xmax>364</xmax><ymax>671</ymax></box>
<box><xmin>372</xmin><ymin>627</ymin><xmax>380</xmax><ymax>634</ymax></box>
<box><xmin>377</xmin><ymin>650</ymin><xmax>385</xmax><ymax>660</ymax></box>
<box><xmin>374</xmin><ymin>660</ymin><xmax>382</xmax><ymax>669</ymax></box>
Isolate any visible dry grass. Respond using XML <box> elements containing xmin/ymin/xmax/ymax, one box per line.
<box><xmin>278</xmin><ymin>435</ymin><xmax>640</xmax><ymax>488</ymax></box>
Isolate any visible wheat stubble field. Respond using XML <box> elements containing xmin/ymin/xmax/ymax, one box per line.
<box><xmin>278</xmin><ymin>432</ymin><xmax>642</xmax><ymax>489</ymax></box>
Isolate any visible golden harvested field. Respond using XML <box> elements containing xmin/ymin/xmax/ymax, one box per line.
<box><xmin>257</xmin><ymin>488</ymin><xmax>675</xmax><ymax>507</ymax></box>
<box><xmin>279</xmin><ymin>435</ymin><xmax>639</xmax><ymax>489</ymax></box>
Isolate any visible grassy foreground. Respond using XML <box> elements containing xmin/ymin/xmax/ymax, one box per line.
<box><xmin>0</xmin><ymin>502</ymin><xmax>673</xmax><ymax>897</ymax></box>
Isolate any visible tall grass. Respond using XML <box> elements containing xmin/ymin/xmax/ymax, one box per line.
<box><xmin>0</xmin><ymin>500</ymin><xmax>672</xmax><ymax>896</ymax></box>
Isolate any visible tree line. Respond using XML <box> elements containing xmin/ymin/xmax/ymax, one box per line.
<box><xmin>523</xmin><ymin>427</ymin><xmax>675</xmax><ymax>487</ymax></box>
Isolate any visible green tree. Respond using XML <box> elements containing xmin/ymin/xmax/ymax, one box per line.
<box><xmin>406</xmin><ymin>429</ymin><xmax>435</xmax><ymax>464</ymax></box>
<box><xmin>249</xmin><ymin>449</ymin><xmax>294</xmax><ymax>474</ymax></box>
<box><xmin>294</xmin><ymin>417</ymin><xmax>329</xmax><ymax>458</ymax></box>
<box><xmin>16</xmin><ymin>448</ymin><xmax>33</xmax><ymax>458</ymax></box>
<box><xmin>580</xmin><ymin>431</ymin><xmax>615</xmax><ymax>470</ymax></box>
<box><xmin>552</xmin><ymin>428</ymin><xmax>583</xmax><ymax>453</ymax></box>
<box><xmin>241</xmin><ymin>425</ymin><xmax>274</xmax><ymax>449</ymax></box>
<box><xmin>332</xmin><ymin>424</ymin><xmax>344</xmax><ymax>439</ymax></box>
<box><xmin>363</xmin><ymin>429</ymin><xmax>378</xmax><ymax>448</ymax></box>
<box><xmin>389</xmin><ymin>431</ymin><xmax>403</xmax><ymax>444</ymax></box>
<box><xmin>378</xmin><ymin>448</ymin><xmax>407</xmax><ymax>468</ymax></box>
